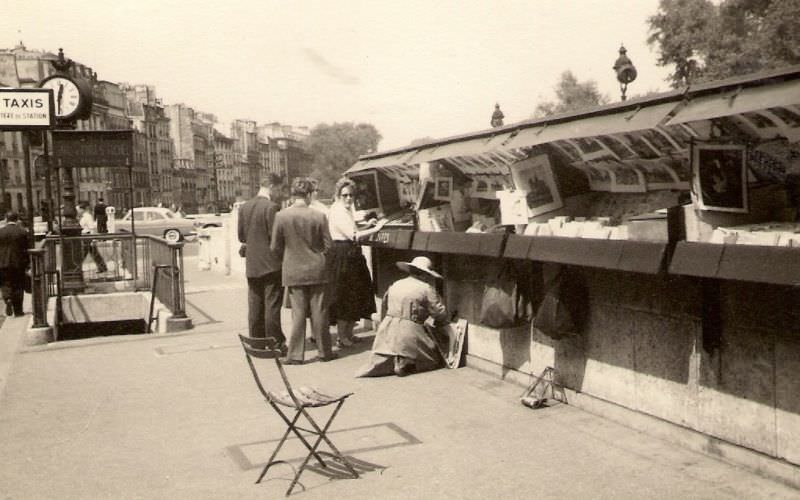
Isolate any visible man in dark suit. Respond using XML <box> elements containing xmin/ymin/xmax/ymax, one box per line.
<box><xmin>271</xmin><ymin>178</ymin><xmax>334</xmax><ymax>363</ymax></box>
<box><xmin>238</xmin><ymin>173</ymin><xmax>286</xmax><ymax>347</ymax></box>
<box><xmin>0</xmin><ymin>212</ymin><xmax>29</xmax><ymax>316</ymax></box>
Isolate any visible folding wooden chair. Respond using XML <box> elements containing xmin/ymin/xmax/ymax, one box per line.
<box><xmin>238</xmin><ymin>334</ymin><xmax>359</xmax><ymax>495</ymax></box>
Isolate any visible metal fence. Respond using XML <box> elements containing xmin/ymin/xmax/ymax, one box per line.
<box><xmin>29</xmin><ymin>233</ymin><xmax>187</xmax><ymax>330</ymax></box>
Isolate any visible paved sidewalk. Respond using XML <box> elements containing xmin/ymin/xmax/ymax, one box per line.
<box><xmin>0</xmin><ymin>258</ymin><xmax>798</xmax><ymax>499</ymax></box>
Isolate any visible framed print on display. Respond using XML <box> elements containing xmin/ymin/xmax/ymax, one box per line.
<box><xmin>434</xmin><ymin>176</ymin><xmax>453</xmax><ymax>201</ymax></box>
<box><xmin>509</xmin><ymin>154</ymin><xmax>563</xmax><ymax>218</ymax></box>
<box><xmin>691</xmin><ymin>143</ymin><xmax>748</xmax><ymax>213</ymax></box>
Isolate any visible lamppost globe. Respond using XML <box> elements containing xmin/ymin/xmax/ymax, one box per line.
<box><xmin>613</xmin><ymin>45</ymin><xmax>637</xmax><ymax>101</ymax></box>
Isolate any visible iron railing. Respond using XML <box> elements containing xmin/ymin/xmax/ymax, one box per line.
<box><xmin>29</xmin><ymin>233</ymin><xmax>187</xmax><ymax>331</ymax></box>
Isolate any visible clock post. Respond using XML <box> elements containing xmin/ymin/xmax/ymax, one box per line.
<box><xmin>38</xmin><ymin>49</ymin><xmax>93</xmax><ymax>292</ymax></box>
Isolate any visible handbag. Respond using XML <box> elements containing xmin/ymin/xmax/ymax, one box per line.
<box><xmin>238</xmin><ymin>243</ymin><xmax>246</xmax><ymax>257</ymax></box>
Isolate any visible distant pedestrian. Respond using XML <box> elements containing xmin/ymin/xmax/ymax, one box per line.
<box><xmin>328</xmin><ymin>177</ymin><xmax>386</xmax><ymax>347</ymax></box>
<box><xmin>238</xmin><ymin>173</ymin><xmax>286</xmax><ymax>349</ymax></box>
<box><xmin>94</xmin><ymin>197</ymin><xmax>108</xmax><ymax>233</ymax></box>
<box><xmin>271</xmin><ymin>178</ymin><xmax>335</xmax><ymax>364</ymax></box>
<box><xmin>0</xmin><ymin>212</ymin><xmax>29</xmax><ymax>317</ymax></box>
<box><xmin>77</xmin><ymin>201</ymin><xmax>107</xmax><ymax>274</ymax></box>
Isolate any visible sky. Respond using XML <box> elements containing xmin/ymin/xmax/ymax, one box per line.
<box><xmin>1</xmin><ymin>0</ymin><xmax>674</xmax><ymax>151</ymax></box>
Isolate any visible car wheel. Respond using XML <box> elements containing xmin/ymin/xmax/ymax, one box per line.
<box><xmin>164</xmin><ymin>229</ymin><xmax>182</xmax><ymax>243</ymax></box>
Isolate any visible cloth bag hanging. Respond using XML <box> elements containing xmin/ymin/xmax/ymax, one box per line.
<box><xmin>478</xmin><ymin>260</ymin><xmax>532</xmax><ymax>329</ymax></box>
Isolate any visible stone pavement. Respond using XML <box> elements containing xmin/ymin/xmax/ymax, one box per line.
<box><xmin>0</xmin><ymin>257</ymin><xmax>798</xmax><ymax>499</ymax></box>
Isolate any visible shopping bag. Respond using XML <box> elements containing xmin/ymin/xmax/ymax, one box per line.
<box><xmin>478</xmin><ymin>261</ymin><xmax>532</xmax><ymax>328</ymax></box>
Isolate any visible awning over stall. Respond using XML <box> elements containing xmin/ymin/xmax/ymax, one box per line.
<box><xmin>665</xmin><ymin>80</ymin><xmax>800</xmax><ymax>126</ymax></box>
<box><xmin>503</xmin><ymin>101</ymin><xmax>680</xmax><ymax>150</ymax></box>
<box><xmin>348</xmin><ymin>149</ymin><xmax>420</xmax><ymax>173</ymax></box>
<box><xmin>411</xmin><ymin>131</ymin><xmax>516</xmax><ymax>164</ymax></box>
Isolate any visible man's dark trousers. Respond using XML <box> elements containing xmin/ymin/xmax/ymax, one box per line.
<box><xmin>247</xmin><ymin>271</ymin><xmax>285</xmax><ymax>344</ymax></box>
<box><xmin>0</xmin><ymin>267</ymin><xmax>25</xmax><ymax>315</ymax></box>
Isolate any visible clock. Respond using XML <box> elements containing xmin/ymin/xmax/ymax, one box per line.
<box><xmin>39</xmin><ymin>75</ymin><xmax>85</xmax><ymax>121</ymax></box>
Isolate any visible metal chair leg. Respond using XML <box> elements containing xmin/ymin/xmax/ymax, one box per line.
<box><xmin>270</xmin><ymin>403</ymin><xmax>327</xmax><ymax>467</ymax></box>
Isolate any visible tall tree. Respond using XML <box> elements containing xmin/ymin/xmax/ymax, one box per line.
<box><xmin>648</xmin><ymin>0</ymin><xmax>800</xmax><ymax>88</ymax></box>
<box><xmin>304</xmin><ymin>122</ymin><xmax>382</xmax><ymax>196</ymax></box>
<box><xmin>533</xmin><ymin>71</ymin><xmax>609</xmax><ymax>118</ymax></box>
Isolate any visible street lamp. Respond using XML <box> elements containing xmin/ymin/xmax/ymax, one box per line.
<box><xmin>613</xmin><ymin>45</ymin><xmax>637</xmax><ymax>101</ymax></box>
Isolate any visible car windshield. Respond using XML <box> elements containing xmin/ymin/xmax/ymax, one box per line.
<box><xmin>163</xmin><ymin>211</ymin><xmax>175</xmax><ymax>219</ymax></box>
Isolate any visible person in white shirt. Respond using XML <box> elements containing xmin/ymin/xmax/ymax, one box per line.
<box><xmin>77</xmin><ymin>201</ymin><xmax>107</xmax><ymax>274</ymax></box>
<box><xmin>327</xmin><ymin>177</ymin><xmax>386</xmax><ymax>347</ymax></box>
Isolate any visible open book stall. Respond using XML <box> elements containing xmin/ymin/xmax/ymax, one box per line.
<box><xmin>347</xmin><ymin>66</ymin><xmax>800</xmax><ymax>295</ymax></box>
<box><xmin>344</xmin><ymin>67</ymin><xmax>800</xmax><ymax>471</ymax></box>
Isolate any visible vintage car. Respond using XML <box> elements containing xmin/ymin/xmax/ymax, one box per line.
<box><xmin>185</xmin><ymin>212</ymin><xmax>230</xmax><ymax>229</ymax></box>
<box><xmin>116</xmin><ymin>207</ymin><xmax>197</xmax><ymax>242</ymax></box>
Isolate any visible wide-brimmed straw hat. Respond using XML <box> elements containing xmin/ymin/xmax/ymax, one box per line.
<box><xmin>396</xmin><ymin>256</ymin><xmax>442</xmax><ymax>280</ymax></box>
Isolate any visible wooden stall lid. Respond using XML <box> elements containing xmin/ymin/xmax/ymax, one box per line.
<box><xmin>502</xmin><ymin>235</ymin><xmax>668</xmax><ymax>274</ymax></box>
<box><xmin>504</xmin><ymin>234</ymin><xmax>534</xmax><ymax>260</ymax></box>
<box><xmin>365</xmin><ymin>229</ymin><xmax>415</xmax><ymax>250</ymax></box>
<box><xmin>417</xmin><ymin>231</ymin><xmax>507</xmax><ymax>257</ymax></box>
<box><xmin>670</xmin><ymin>241</ymin><xmax>800</xmax><ymax>285</ymax></box>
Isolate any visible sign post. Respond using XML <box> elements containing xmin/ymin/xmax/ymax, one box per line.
<box><xmin>0</xmin><ymin>89</ymin><xmax>55</xmax><ymax>130</ymax></box>
<box><xmin>52</xmin><ymin>130</ymin><xmax>135</xmax><ymax>289</ymax></box>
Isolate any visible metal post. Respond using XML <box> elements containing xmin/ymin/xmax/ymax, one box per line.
<box><xmin>128</xmin><ymin>160</ymin><xmax>137</xmax><ymax>283</ymax></box>
<box><xmin>169</xmin><ymin>241</ymin><xmax>186</xmax><ymax>318</ymax></box>
<box><xmin>58</xmin><ymin>155</ymin><xmax>85</xmax><ymax>293</ymax></box>
<box><xmin>28</xmin><ymin>248</ymin><xmax>48</xmax><ymax>329</ymax></box>
<box><xmin>43</xmin><ymin>131</ymin><xmax>54</xmax><ymax>233</ymax></box>
<box><xmin>22</xmin><ymin>132</ymin><xmax>34</xmax><ymax>247</ymax></box>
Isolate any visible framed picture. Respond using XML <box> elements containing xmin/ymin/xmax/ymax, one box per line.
<box><xmin>434</xmin><ymin>176</ymin><xmax>453</xmax><ymax>201</ymax></box>
<box><xmin>691</xmin><ymin>143</ymin><xmax>748</xmax><ymax>213</ymax></box>
<box><xmin>347</xmin><ymin>169</ymin><xmax>401</xmax><ymax>215</ymax></box>
<box><xmin>510</xmin><ymin>154</ymin><xmax>563</xmax><ymax>218</ymax></box>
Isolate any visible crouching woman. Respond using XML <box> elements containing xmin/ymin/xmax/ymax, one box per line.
<box><xmin>356</xmin><ymin>256</ymin><xmax>448</xmax><ymax>377</ymax></box>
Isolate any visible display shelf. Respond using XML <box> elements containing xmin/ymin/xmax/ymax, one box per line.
<box><xmin>669</xmin><ymin>241</ymin><xmax>800</xmax><ymax>285</ymax></box>
<box><xmin>364</xmin><ymin>229</ymin><xmax>415</xmax><ymax>250</ymax></box>
<box><xmin>409</xmin><ymin>231</ymin><xmax>506</xmax><ymax>257</ymax></box>
<box><xmin>501</xmin><ymin>235</ymin><xmax>668</xmax><ymax>274</ymax></box>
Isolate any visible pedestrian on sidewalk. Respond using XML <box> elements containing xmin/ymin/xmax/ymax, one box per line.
<box><xmin>356</xmin><ymin>256</ymin><xmax>448</xmax><ymax>377</ymax></box>
<box><xmin>271</xmin><ymin>178</ymin><xmax>335</xmax><ymax>364</ymax></box>
<box><xmin>238</xmin><ymin>173</ymin><xmax>286</xmax><ymax>349</ymax></box>
<box><xmin>93</xmin><ymin>198</ymin><xmax>108</xmax><ymax>234</ymax></box>
<box><xmin>77</xmin><ymin>201</ymin><xmax>108</xmax><ymax>274</ymax></box>
<box><xmin>0</xmin><ymin>212</ymin><xmax>29</xmax><ymax>317</ymax></box>
<box><xmin>327</xmin><ymin>177</ymin><xmax>386</xmax><ymax>348</ymax></box>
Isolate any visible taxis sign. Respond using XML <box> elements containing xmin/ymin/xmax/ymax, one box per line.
<box><xmin>0</xmin><ymin>88</ymin><xmax>54</xmax><ymax>130</ymax></box>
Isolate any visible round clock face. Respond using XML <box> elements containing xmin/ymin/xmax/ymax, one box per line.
<box><xmin>40</xmin><ymin>76</ymin><xmax>82</xmax><ymax>119</ymax></box>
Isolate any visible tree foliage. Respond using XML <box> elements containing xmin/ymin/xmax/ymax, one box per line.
<box><xmin>648</xmin><ymin>0</ymin><xmax>800</xmax><ymax>87</ymax></box>
<box><xmin>533</xmin><ymin>71</ymin><xmax>610</xmax><ymax>118</ymax></box>
<box><xmin>304</xmin><ymin>122</ymin><xmax>382</xmax><ymax>196</ymax></box>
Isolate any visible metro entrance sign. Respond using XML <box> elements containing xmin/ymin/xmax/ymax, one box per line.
<box><xmin>0</xmin><ymin>88</ymin><xmax>55</xmax><ymax>130</ymax></box>
<box><xmin>52</xmin><ymin>130</ymin><xmax>133</xmax><ymax>167</ymax></box>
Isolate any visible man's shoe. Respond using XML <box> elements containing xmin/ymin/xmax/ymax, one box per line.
<box><xmin>335</xmin><ymin>338</ymin><xmax>353</xmax><ymax>349</ymax></box>
<box><xmin>14</xmin><ymin>312</ymin><xmax>24</xmax><ymax>317</ymax></box>
<box><xmin>280</xmin><ymin>358</ymin><xmax>304</xmax><ymax>366</ymax></box>
<box><xmin>318</xmin><ymin>353</ymin><xmax>339</xmax><ymax>362</ymax></box>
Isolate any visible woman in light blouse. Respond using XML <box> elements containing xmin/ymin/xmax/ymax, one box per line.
<box><xmin>328</xmin><ymin>177</ymin><xmax>386</xmax><ymax>347</ymax></box>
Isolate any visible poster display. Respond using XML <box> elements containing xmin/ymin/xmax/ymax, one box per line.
<box><xmin>691</xmin><ymin>143</ymin><xmax>749</xmax><ymax>213</ymax></box>
<box><xmin>509</xmin><ymin>154</ymin><xmax>563</xmax><ymax>218</ymax></box>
